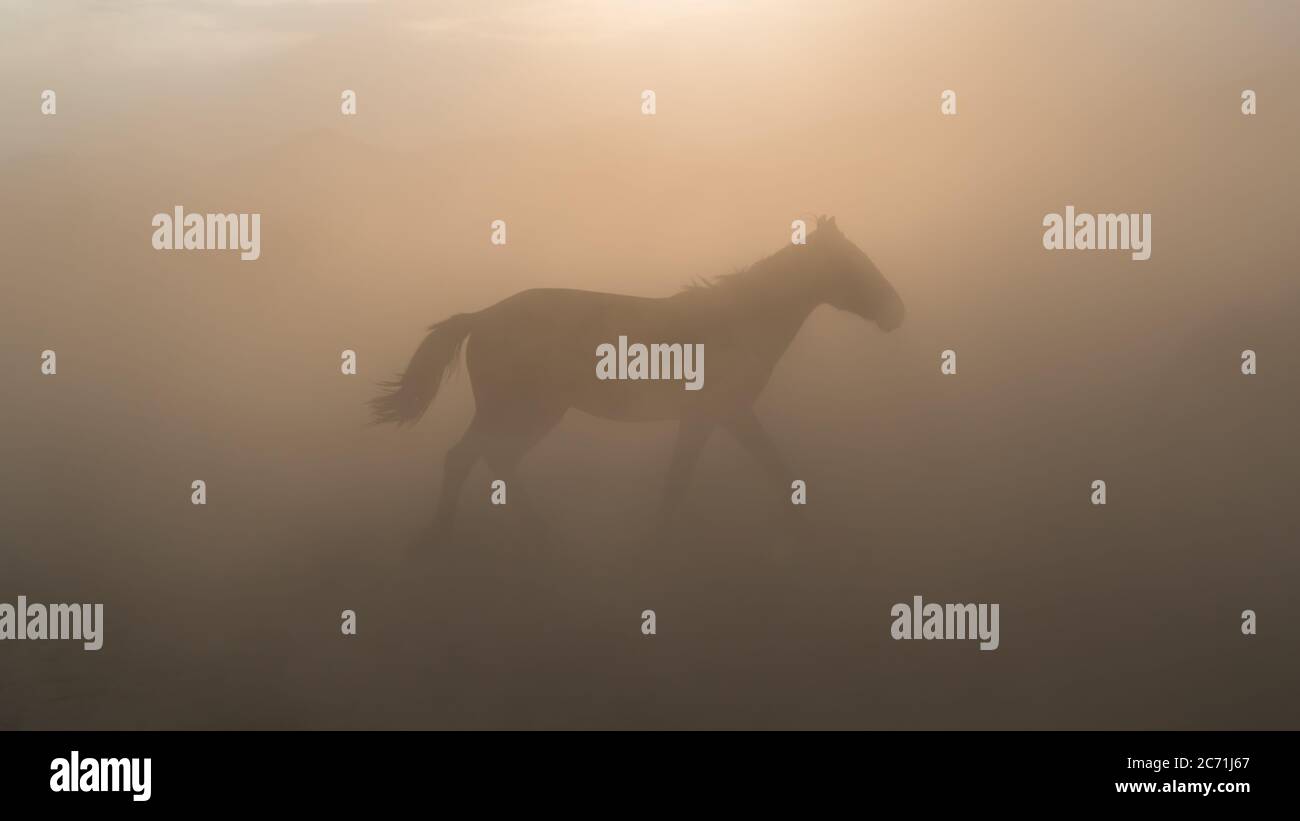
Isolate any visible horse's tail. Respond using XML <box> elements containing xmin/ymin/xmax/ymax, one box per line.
<box><xmin>369</xmin><ymin>312</ymin><xmax>477</xmax><ymax>426</ymax></box>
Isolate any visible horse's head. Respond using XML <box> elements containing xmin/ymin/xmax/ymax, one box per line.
<box><xmin>807</xmin><ymin>216</ymin><xmax>904</xmax><ymax>332</ymax></box>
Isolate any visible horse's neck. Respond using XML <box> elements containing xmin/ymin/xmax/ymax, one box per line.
<box><xmin>761</xmin><ymin>291</ymin><xmax>821</xmax><ymax>357</ymax></box>
<box><xmin>727</xmin><ymin>273</ymin><xmax>825</xmax><ymax>359</ymax></box>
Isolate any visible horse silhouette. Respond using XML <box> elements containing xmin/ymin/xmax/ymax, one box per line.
<box><xmin>372</xmin><ymin>216</ymin><xmax>904</xmax><ymax>542</ymax></box>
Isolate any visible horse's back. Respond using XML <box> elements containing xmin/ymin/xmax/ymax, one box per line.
<box><xmin>465</xmin><ymin>287</ymin><xmax>738</xmax><ymax>420</ymax></box>
<box><xmin>487</xmin><ymin>287</ymin><xmax>661</xmax><ymax>317</ymax></box>
<box><xmin>477</xmin><ymin>287</ymin><xmax>682</xmax><ymax>338</ymax></box>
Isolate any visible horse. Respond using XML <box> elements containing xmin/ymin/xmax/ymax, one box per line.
<box><xmin>372</xmin><ymin>216</ymin><xmax>904</xmax><ymax>542</ymax></box>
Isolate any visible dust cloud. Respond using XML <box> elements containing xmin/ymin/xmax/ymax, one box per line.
<box><xmin>1</xmin><ymin>0</ymin><xmax>1296</xmax><ymax>728</ymax></box>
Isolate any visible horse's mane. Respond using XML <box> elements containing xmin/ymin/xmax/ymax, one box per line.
<box><xmin>679</xmin><ymin>217</ymin><xmax>838</xmax><ymax>295</ymax></box>
<box><xmin>678</xmin><ymin>246</ymin><xmax>791</xmax><ymax>294</ymax></box>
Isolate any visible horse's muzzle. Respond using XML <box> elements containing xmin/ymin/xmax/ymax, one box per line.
<box><xmin>877</xmin><ymin>299</ymin><xmax>905</xmax><ymax>332</ymax></box>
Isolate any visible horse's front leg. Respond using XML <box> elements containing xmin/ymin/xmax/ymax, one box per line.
<box><xmin>657</xmin><ymin>416</ymin><xmax>715</xmax><ymax>523</ymax></box>
<box><xmin>724</xmin><ymin>408</ymin><xmax>802</xmax><ymax>510</ymax></box>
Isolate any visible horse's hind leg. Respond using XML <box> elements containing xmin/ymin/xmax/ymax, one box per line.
<box><xmin>426</xmin><ymin>418</ymin><xmax>485</xmax><ymax>542</ymax></box>
<box><xmin>478</xmin><ymin>404</ymin><xmax>567</xmax><ymax>543</ymax></box>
